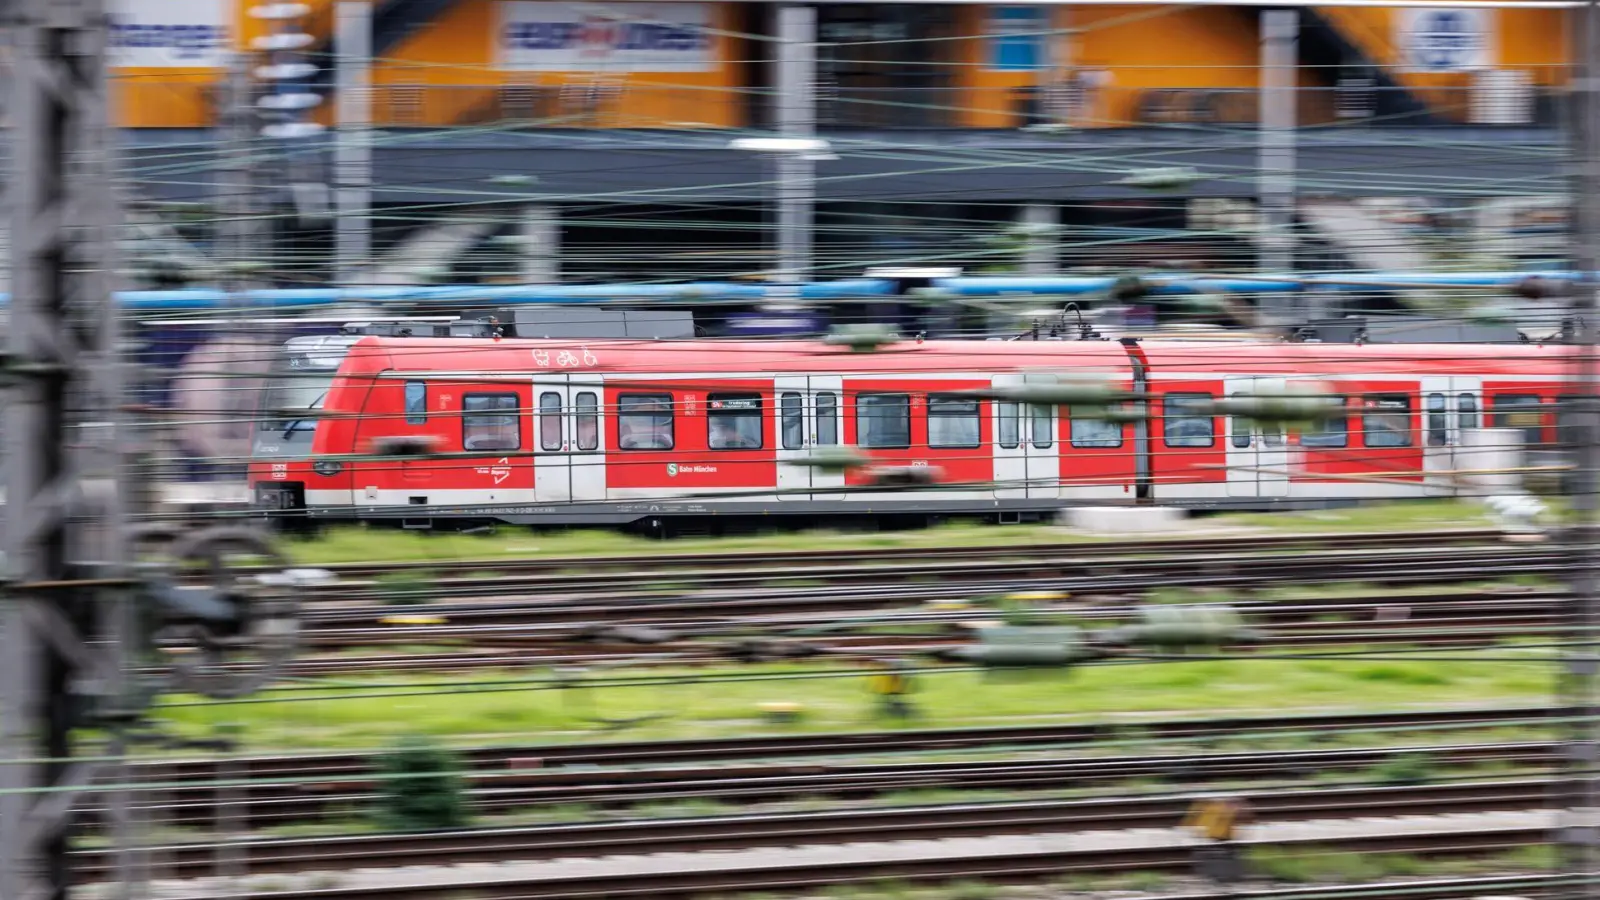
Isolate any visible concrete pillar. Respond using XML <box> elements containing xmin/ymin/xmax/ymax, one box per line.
<box><xmin>1018</xmin><ymin>203</ymin><xmax>1059</xmax><ymax>275</ymax></box>
<box><xmin>1258</xmin><ymin>11</ymin><xmax>1298</xmax><ymax>296</ymax></box>
<box><xmin>775</xmin><ymin>4</ymin><xmax>817</xmax><ymax>283</ymax></box>
<box><xmin>520</xmin><ymin>204</ymin><xmax>560</xmax><ymax>284</ymax></box>
<box><xmin>336</xmin><ymin>0</ymin><xmax>373</xmax><ymax>284</ymax></box>
<box><xmin>1472</xmin><ymin>199</ymin><xmax>1514</xmax><ymax>268</ymax></box>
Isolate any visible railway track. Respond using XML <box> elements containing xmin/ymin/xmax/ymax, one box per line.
<box><xmin>276</xmin><ymin>582</ymin><xmax>1569</xmax><ymax>675</ymax></box>
<box><xmin>102</xmin><ymin>738</ymin><xmax>1550</xmax><ymax>832</ymax></box>
<box><xmin>82</xmin><ymin>530</ymin><xmax>1567</xmax><ymax>898</ymax></box>
<box><xmin>73</xmin><ymin>779</ymin><xmax>1551</xmax><ymax>884</ymax></box>
<box><xmin>135</xmin><ymin>704</ymin><xmax>1562</xmax><ymax>780</ymax></box>
<box><xmin>296</xmin><ymin>533</ymin><xmax>1544</xmax><ymax>607</ymax></box>
<box><xmin>1137</xmin><ymin>877</ymin><xmax>1575</xmax><ymax>900</ymax></box>
<box><xmin>298</xmin><ymin>528</ymin><xmax>1512</xmax><ymax>581</ymax></box>
<box><xmin>298</xmin><ymin>584</ymin><xmax>1563</xmax><ymax>639</ymax></box>
<box><xmin>118</xmin><ymin>705</ymin><xmax>1560</xmax><ymax>808</ymax></box>
<box><xmin>304</xmin><ymin>582</ymin><xmax>1565</xmax><ymax>634</ymax></box>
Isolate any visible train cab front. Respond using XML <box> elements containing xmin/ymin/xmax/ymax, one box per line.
<box><xmin>249</xmin><ymin>335</ymin><xmax>359</xmax><ymax>531</ymax></box>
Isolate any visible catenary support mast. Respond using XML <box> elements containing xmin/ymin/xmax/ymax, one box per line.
<box><xmin>1560</xmin><ymin>1</ymin><xmax>1600</xmax><ymax>897</ymax></box>
<box><xmin>0</xmin><ymin>0</ymin><xmax>130</xmax><ymax>898</ymax></box>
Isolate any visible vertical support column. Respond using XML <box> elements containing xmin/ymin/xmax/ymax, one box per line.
<box><xmin>1559</xmin><ymin>3</ymin><xmax>1600</xmax><ymax>895</ymax></box>
<box><xmin>1019</xmin><ymin>203</ymin><xmax>1059</xmax><ymax>275</ymax></box>
<box><xmin>219</xmin><ymin>52</ymin><xmax>259</xmax><ymax>291</ymax></box>
<box><xmin>519</xmin><ymin>205</ymin><xmax>560</xmax><ymax>284</ymax></box>
<box><xmin>1</xmin><ymin>3</ymin><xmax>128</xmax><ymax>900</ymax></box>
<box><xmin>336</xmin><ymin>0</ymin><xmax>373</xmax><ymax>285</ymax></box>
<box><xmin>775</xmin><ymin>4</ymin><xmax>816</xmax><ymax>284</ymax></box>
<box><xmin>1472</xmin><ymin>199</ymin><xmax>1513</xmax><ymax>269</ymax></box>
<box><xmin>1258</xmin><ymin>10</ymin><xmax>1297</xmax><ymax>311</ymax></box>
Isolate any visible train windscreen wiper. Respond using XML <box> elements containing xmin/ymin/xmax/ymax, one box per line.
<box><xmin>281</xmin><ymin>391</ymin><xmax>329</xmax><ymax>439</ymax></box>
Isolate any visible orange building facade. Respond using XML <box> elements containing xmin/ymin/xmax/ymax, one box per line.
<box><xmin>109</xmin><ymin>0</ymin><xmax>1571</xmax><ymax>130</ymax></box>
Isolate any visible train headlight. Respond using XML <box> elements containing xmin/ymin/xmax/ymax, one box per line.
<box><xmin>312</xmin><ymin>460</ymin><xmax>343</xmax><ymax>477</ymax></box>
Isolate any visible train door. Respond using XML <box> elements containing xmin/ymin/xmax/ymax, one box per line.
<box><xmin>993</xmin><ymin>386</ymin><xmax>1026</xmax><ymax>499</ymax></box>
<box><xmin>533</xmin><ymin>377</ymin><xmax>607</xmax><ymax>504</ymax></box>
<box><xmin>1224</xmin><ymin>376</ymin><xmax>1290</xmax><ymax>499</ymax></box>
<box><xmin>1421</xmin><ymin>376</ymin><xmax>1482</xmax><ymax>496</ymax></box>
<box><xmin>776</xmin><ymin>375</ymin><xmax>844</xmax><ymax>500</ymax></box>
<box><xmin>991</xmin><ymin>374</ymin><xmax>1058</xmax><ymax>499</ymax></box>
<box><xmin>810</xmin><ymin>375</ymin><xmax>845</xmax><ymax>496</ymax></box>
<box><xmin>775</xmin><ymin>375</ymin><xmax>809</xmax><ymax>498</ymax></box>
<box><xmin>1026</xmin><ymin>402</ymin><xmax>1060</xmax><ymax>499</ymax></box>
<box><xmin>1254</xmin><ymin>377</ymin><xmax>1289</xmax><ymax>497</ymax></box>
<box><xmin>569</xmin><ymin>378</ymin><xmax>607</xmax><ymax>502</ymax></box>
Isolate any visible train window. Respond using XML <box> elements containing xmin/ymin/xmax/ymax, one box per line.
<box><xmin>539</xmin><ymin>392</ymin><xmax>563</xmax><ymax>451</ymax></box>
<box><xmin>858</xmin><ymin>393</ymin><xmax>911</xmax><ymax>449</ymax></box>
<box><xmin>1070</xmin><ymin>410</ymin><xmax>1121</xmax><ymax>448</ymax></box>
<box><xmin>1492</xmin><ymin>394</ymin><xmax>1544</xmax><ymax>449</ymax></box>
<box><xmin>928</xmin><ymin>395</ymin><xmax>981</xmax><ymax>449</ymax></box>
<box><xmin>404</xmin><ymin>381</ymin><xmax>427</xmax><ymax>425</ymax></box>
<box><xmin>816</xmin><ymin>392</ymin><xmax>838</xmax><ymax>446</ymax></box>
<box><xmin>1557</xmin><ymin>395</ymin><xmax>1580</xmax><ymax>448</ymax></box>
<box><xmin>1426</xmin><ymin>393</ymin><xmax>1448</xmax><ymax>447</ymax></box>
<box><xmin>1162</xmin><ymin>394</ymin><xmax>1214</xmax><ymax>448</ymax></box>
<box><xmin>462</xmin><ymin>393</ymin><xmax>521</xmax><ymax>452</ymax></box>
<box><xmin>1458</xmin><ymin>394</ymin><xmax>1478</xmax><ymax>431</ymax></box>
<box><xmin>1031</xmin><ymin>404</ymin><xmax>1054</xmax><ymax>450</ymax></box>
<box><xmin>781</xmin><ymin>392</ymin><xmax>804</xmax><ymax>450</ymax></box>
<box><xmin>998</xmin><ymin>401</ymin><xmax>1020</xmax><ymax>449</ymax></box>
<box><xmin>575</xmin><ymin>392</ymin><xmax>599</xmax><ymax>451</ymax></box>
<box><xmin>1230</xmin><ymin>397</ymin><xmax>1251</xmax><ymax>449</ymax></box>
<box><xmin>709</xmin><ymin>393</ymin><xmax>763</xmax><ymax>450</ymax></box>
<box><xmin>259</xmin><ymin>371</ymin><xmax>332</xmax><ymax>433</ymax></box>
<box><xmin>1300</xmin><ymin>397</ymin><xmax>1348</xmax><ymax>448</ymax></box>
<box><xmin>1361</xmin><ymin>395</ymin><xmax>1412</xmax><ymax>448</ymax></box>
<box><xmin>1262</xmin><ymin>420</ymin><xmax>1284</xmax><ymax>448</ymax></box>
<box><xmin>618</xmin><ymin>393</ymin><xmax>674</xmax><ymax>450</ymax></box>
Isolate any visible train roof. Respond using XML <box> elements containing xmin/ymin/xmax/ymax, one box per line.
<box><xmin>1138</xmin><ymin>341</ymin><xmax>1568</xmax><ymax>378</ymax></box>
<box><xmin>340</xmin><ymin>336</ymin><xmax>1572</xmax><ymax>380</ymax></box>
<box><xmin>344</xmin><ymin>337</ymin><xmax>1135</xmax><ymax>376</ymax></box>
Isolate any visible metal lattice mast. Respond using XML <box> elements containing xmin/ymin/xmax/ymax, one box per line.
<box><xmin>1561</xmin><ymin>1</ymin><xmax>1600</xmax><ymax>896</ymax></box>
<box><xmin>0</xmin><ymin>2</ymin><xmax>129</xmax><ymax>900</ymax></box>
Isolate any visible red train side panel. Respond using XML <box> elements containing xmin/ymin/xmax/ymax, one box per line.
<box><xmin>260</xmin><ymin>336</ymin><xmax>1574</xmax><ymax>525</ymax></box>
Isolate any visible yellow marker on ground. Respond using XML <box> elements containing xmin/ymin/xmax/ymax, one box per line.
<box><xmin>380</xmin><ymin>614</ymin><xmax>448</xmax><ymax>626</ymax></box>
<box><xmin>1184</xmin><ymin>798</ymin><xmax>1240</xmax><ymax>841</ymax></box>
<box><xmin>1004</xmin><ymin>590</ymin><xmax>1069</xmax><ymax>603</ymax></box>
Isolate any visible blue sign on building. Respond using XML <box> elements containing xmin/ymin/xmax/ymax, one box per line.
<box><xmin>989</xmin><ymin>6</ymin><xmax>1049</xmax><ymax>72</ymax></box>
<box><xmin>1399</xmin><ymin>8</ymin><xmax>1490</xmax><ymax>73</ymax></box>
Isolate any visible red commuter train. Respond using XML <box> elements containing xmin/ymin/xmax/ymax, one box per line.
<box><xmin>247</xmin><ymin>335</ymin><xmax>1574</xmax><ymax>529</ymax></box>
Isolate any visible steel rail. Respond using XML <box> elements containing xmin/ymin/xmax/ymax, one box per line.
<box><xmin>117</xmin><ymin>705</ymin><xmax>1563</xmax><ymax>797</ymax></box>
<box><xmin>295</xmin><ymin>529</ymin><xmax>1510</xmax><ymax>581</ymax></box>
<box><xmin>71</xmin><ymin>779</ymin><xmax>1552</xmax><ymax>883</ymax></box>
<box><xmin>296</xmin><ymin>547</ymin><xmax>1569</xmax><ymax>618</ymax></box>
<box><xmin>97</xmin><ymin>836</ymin><xmax>1562</xmax><ymax>900</ymax></box>
<box><xmin>302</xmin><ymin>584</ymin><xmax>1569</xmax><ymax>629</ymax></box>
<box><xmin>85</xmin><ymin>740</ymin><xmax>1551</xmax><ymax>832</ymax></box>
<box><xmin>134</xmin><ymin>705</ymin><xmax>1569</xmax><ymax>778</ymax></box>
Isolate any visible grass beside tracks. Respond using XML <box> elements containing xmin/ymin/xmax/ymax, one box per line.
<box><xmin>283</xmin><ymin>499</ymin><xmax>1503</xmax><ymax>565</ymax></box>
<box><xmin>153</xmin><ymin>647</ymin><xmax>1553</xmax><ymax>752</ymax></box>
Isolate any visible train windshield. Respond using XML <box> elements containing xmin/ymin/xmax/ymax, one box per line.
<box><xmin>259</xmin><ymin>336</ymin><xmax>357</xmax><ymax>437</ymax></box>
<box><xmin>259</xmin><ymin>372</ymin><xmax>332</xmax><ymax>435</ymax></box>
